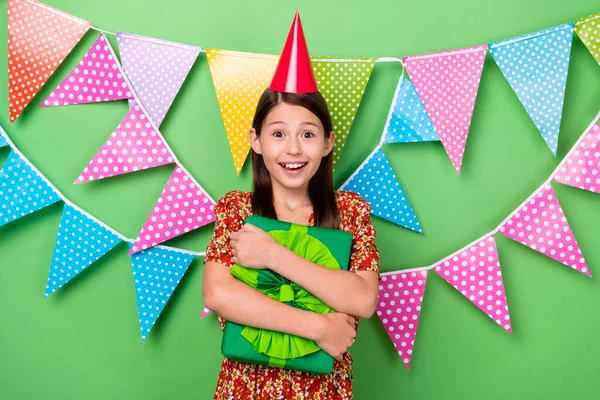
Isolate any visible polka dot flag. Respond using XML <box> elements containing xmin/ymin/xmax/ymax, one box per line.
<box><xmin>498</xmin><ymin>184</ymin><xmax>590</xmax><ymax>276</ymax></box>
<box><xmin>339</xmin><ymin>147</ymin><xmax>422</xmax><ymax>232</ymax></box>
<box><xmin>45</xmin><ymin>204</ymin><xmax>121</xmax><ymax>297</ymax></box>
<box><xmin>553</xmin><ymin>123</ymin><xmax>600</xmax><ymax>192</ymax></box>
<box><xmin>129</xmin><ymin>167</ymin><xmax>215</xmax><ymax>254</ymax></box>
<box><xmin>41</xmin><ymin>33</ymin><xmax>132</xmax><ymax>107</ymax></box>
<box><xmin>433</xmin><ymin>235</ymin><xmax>512</xmax><ymax>334</ymax></box>
<box><xmin>0</xmin><ymin>134</ymin><xmax>8</xmax><ymax>149</ymax></box>
<box><xmin>129</xmin><ymin>244</ymin><xmax>195</xmax><ymax>341</ymax></box>
<box><xmin>8</xmin><ymin>0</ymin><xmax>92</xmax><ymax>123</ymax></box>
<box><xmin>0</xmin><ymin>150</ymin><xmax>61</xmax><ymax>227</ymax></box>
<box><xmin>117</xmin><ymin>32</ymin><xmax>200</xmax><ymax>127</ymax></box>
<box><xmin>403</xmin><ymin>45</ymin><xmax>487</xmax><ymax>174</ymax></box>
<box><xmin>383</xmin><ymin>77</ymin><xmax>440</xmax><ymax>144</ymax></box>
<box><xmin>376</xmin><ymin>270</ymin><xmax>427</xmax><ymax>370</ymax></box>
<box><xmin>75</xmin><ymin>100</ymin><xmax>175</xmax><ymax>183</ymax></box>
<box><xmin>575</xmin><ymin>12</ymin><xmax>600</xmax><ymax>65</ymax></box>
<box><xmin>201</xmin><ymin>305</ymin><xmax>211</xmax><ymax>318</ymax></box>
<box><xmin>490</xmin><ymin>24</ymin><xmax>574</xmax><ymax>156</ymax></box>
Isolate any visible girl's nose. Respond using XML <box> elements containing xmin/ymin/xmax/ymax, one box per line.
<box><xmin>285</xmin><ymin>137</ymin><xmax>301</xmax><ymax>155</ymax></box>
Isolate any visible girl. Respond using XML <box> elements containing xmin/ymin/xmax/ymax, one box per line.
<box><xmin>202</xmin><ymin>12</ymin><xmax>380</xmax><ymax>399</ymax></box>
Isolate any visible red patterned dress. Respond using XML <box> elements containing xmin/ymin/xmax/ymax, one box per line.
<box><xmin>204</xmin><ymin>190</ymin><xmax>380</xmax><ymax>400</ymax></box>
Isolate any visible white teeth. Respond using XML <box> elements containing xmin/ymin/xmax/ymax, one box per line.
<box><xmin>282</xmin><ymin>163</ymin><xmax>306</xmax><ymax>169</ymax></box>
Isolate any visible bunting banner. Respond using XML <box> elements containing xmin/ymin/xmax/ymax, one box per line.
<box><xmin>0</xmin><ymin>134</ymin><xmax>7</xmax><ymax>148</ymax></box>
<box><xmin>75</xmin><ymin>100</ymin><xmax>175</xmax><ymax>183</ymax></box>
<box><xmin>489</xmin><ymin>24</ymin><xmax>574</xmax><ymax>156</ymax></box>
<box><xmin>129</xmin><ymin>167</ymin><xmax>216</xmax><ymax>254</ymax></box>
<box><xmin>130</xmin><ymin>245</ymin><xmax>195</xmax><ymax>341</ymax></box>
<box><xmin>403</xmin><ymin>45</ymin><xmax>487</xmax><ymax>174</ymax></box>
<box><xmin>201</xmin><ymin>306</ymin><xmax>211</xmax><ymax>319</ymax></box>
<box><xmin>7</xmin><ymin>0</ymin><xmax>92</xmax><ymax>123</ymax></box>
<box><xmin>338</xmin><ymin>147</ymin><xmax>422</xmax><ymax>232</ymax></box>
<box><xmin>45</xmin><ymin>204</ymin><xmax>121</xmax><ymax>297</ymax></box>
<box><xmin>553</xmin><ymin>122</ymin><xmax>600</xmax><ymax>192</ymax></box>
<box><xmin>575</xmin><ymin>12</ymin><xmax>600</xmax><ymax>65</ymax></box>
<box><xmin>0</xmin><ymin>150</ymin><xmax>61</xmax><ymax>226</ymax></box>
<box><xmin>41</xmin><ymin>33</ymin><xmax>132</xmax><ymax>107</ymax></box>
<box><xmin>382</xmin><ymin>76</ymin><xmax>439</xmax><ymax>144</ymax></box>
<box><xmin>376</xmin><ymin>270</ymin><xmax>427</xmax><ymax>370</ymax></box>
<box><xmin>206</xmin><ymin>49</ymin><xmax>279</xmax><ymax>175</ymax></box>
<box><xmin>117</xmin><ymin>32</ymin><xmax>201</xmax><ymax>127</ymax></box>
<box><xmin>497</xmin><ymin>184</ymin><xmax>590</xmax><ymax>276</ymax></box>
<box><xmin>433</xmin><ymin>234</ymin><xmax>512</xmax><ymax>333</ymax></box>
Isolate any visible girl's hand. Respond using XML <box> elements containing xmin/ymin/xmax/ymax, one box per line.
<box><xmin>230</xmin><ymin>223</ymin><xmax>277</xmax><ymax>269</ymax></box>
<box><xmin>313</xmin><ymin>312</ymin><xmax>357</xmax><ymax>361</ymax></box>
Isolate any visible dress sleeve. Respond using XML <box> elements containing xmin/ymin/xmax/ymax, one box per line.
<box><xmin>204</xmin><ymin>191</ymin><xmax>246</xmax><ymax>268</ymax></box>
<box><xmin>347</xmin><ymin>194</ymin><xmax>381</xmax><ymax>275</ymax></box>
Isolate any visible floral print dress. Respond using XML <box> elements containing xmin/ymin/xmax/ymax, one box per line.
<box><xmin>204</xmin><ymin>190</ymin><xmax>380</xmax><ymax>400</ymax></box>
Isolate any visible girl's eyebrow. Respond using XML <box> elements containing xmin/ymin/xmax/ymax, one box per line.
<box><xmin>266</xmin><ymin>121</ymin><xmax>319</xmax><ymax>128</ymax></box>
<box><xmin>266</xmin><ymin>121</ymin><xmax>287</xmax><ymax>126</ymax></box>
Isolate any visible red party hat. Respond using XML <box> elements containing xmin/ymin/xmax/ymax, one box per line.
<box><xmin>269</xmin><ymin>11</ymin><xmax>318</xmax><ymax>93</ymax></box>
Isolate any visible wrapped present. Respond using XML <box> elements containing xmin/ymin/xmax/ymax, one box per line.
<box><xmin>221</xmin><ymin>214</ymin><xmax>353</xmax><ymax>374</ymax></box>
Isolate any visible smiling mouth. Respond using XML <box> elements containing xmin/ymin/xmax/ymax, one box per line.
<box><xmin>279</xmin><ymin>162</ymin><xmax>308</xmax><ymax>172</ymax></box>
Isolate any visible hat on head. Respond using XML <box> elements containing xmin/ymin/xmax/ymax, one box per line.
<box><xmin>269</xmin><ymin>11</ymin><xmax>318</xmax><ymax>94</ymax></box>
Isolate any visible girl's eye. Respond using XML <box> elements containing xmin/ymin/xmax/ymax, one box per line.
<box><xmin>272</xmin><ymin>131</ymin><xmax>284</xmax><ymax>137</ymax></box>
<box><xmin>303</xmin><ymin>131</ymin><xmax>315</xmax><ymax>138</ymax></box>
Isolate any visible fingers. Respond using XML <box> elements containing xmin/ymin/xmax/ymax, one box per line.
<box><xmin>346</xmin><ymin>315</ymin><xmax>356</xmax><ymax>326</ymax></box>
<box><xmin>243</xmin><ymin>223</ymin><xmax>261</xmax><ymax>232</ymax></box>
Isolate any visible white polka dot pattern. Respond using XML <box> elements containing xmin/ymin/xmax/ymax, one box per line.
<box><xmin>434</xmin><ymin>235</ymin><xmax>512</xmax><ymax>333</ymax></box>
<box><xmin>41</xmin><ymin>33</ymin><xmax>132</xmax><ymax>107</ymax></box>
<box><xmin>490</xmin><ymin>24</ymin><xmax>574</xmax><ymax>156</ymax></box>
<box><xmin>117</xmin><ymin>32</ymin><xmax>200</xmax><ymax>127</ymax></box>
<box><xmin>45</xmin><ymin>204</ymin><xmax>121</xmax><ymax>297</ymax></box>
<box><xmin>201</xmin><ymin>306</ymin><xmax>211</xmax><ymax>318</ymax></box>
<box><xmin>498</xmin><ymin>184</ymin><xmax>590</xmax><ymax>276</ymax></box>
<box><xmin>8</xmin><ymin>0</ymin><xmax>91</xmax><ymax>123</ymax></box>
<box><xmin>130</xmin><ymin>167</ymin><xmax>215</xmax><ymax>254</ymax></box>
<box><xmin>376</xmin><ymin>271</ymin><xmax>427</xmax><ymax>370</ymax></box>
<box><xmin>130</xmin><ymin>244</ymin><xmax>195</xmax><ymax>341</ymax></box>
<box><xmin>553</xmin><ymin>123</ymin><xmax>600</xmax><ymax>192</ymax></box>
<box><xmin>575</xmin><ymin>13</ymin><xmax>600</xmax><ymax>65</ymax></box>
<box><xmin>75</xmin><ymin>100</ymin><xmax>175</xmax><ymax>183</ymax></box>
<box><xmin>403</xmin><ymin>45</ymin><xmax>487</xmax><ymax>174</ymax></box>
<box><xmin>0</xmin><ymin>150</ymin><xmax>61</xmax><ymax>227</ymax></box>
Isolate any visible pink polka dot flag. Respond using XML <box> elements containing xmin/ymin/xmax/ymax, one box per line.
<box><xmin>433</xmin><ymin>235</ymin><xmax>512</xmax><ymax>333</ymax></box>
<box><xmin>8</xmin><ymin>0</ymin><xmax>92</xmax><ymax>123</ymax></box>
<box><xmin>553</xmin><ymin>123</ymin><xmax>600</xmax><ymax>193</ymax></box>
<box><xmin>41</xmin><ymin>33</ymin><xmax>132</xmax><ymax>107</ymax></box>
<box><xmin>376</xmin><ymin>271</ymin><xmax>427</xmax><ymax>370</ymax></box>
<box><xmin>129</xmin><ymin>167</ymin><xmax>215</xmax><ymax>254</ymax></box>
<box><xmin>498</xmin><ymin>184</ymin><xmax>590</xmax><ymax>276</ymax></box>
<box><xmin>201</xmin><ymin>306</ymin><xmax>212</xmax><ymax>319</ymax></box>
<box><xmin>75</xmin><ymin>100</ymin><xmax>174</xmax><ymax>183</ymax></box>
<box><xmin>403</xmin><ymin>45</ymin><xmax>487</xmax><ymax>174</ymax></box>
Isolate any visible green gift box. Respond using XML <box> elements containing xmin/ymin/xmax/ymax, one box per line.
<box><xmin>221</xmin><ymin>214</ymin><xmax>353</xmax><ymax>375</ymax></box>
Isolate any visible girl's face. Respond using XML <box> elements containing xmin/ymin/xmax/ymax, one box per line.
<box><xmin>249</xmin><ymin>103</ymin><xmax>335</xmax><ymax>193</ymax></box>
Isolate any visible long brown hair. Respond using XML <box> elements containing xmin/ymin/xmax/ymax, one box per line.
<box><xmin>250</xmin><ymin>88</ymin><xmax>340</xmax><ymax>229</ymax></box>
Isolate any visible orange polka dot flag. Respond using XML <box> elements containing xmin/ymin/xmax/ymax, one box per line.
<box><xmin>7</xmin><ymin>0</ymin><xmax>92</xmax><ymax>123</ymax></box>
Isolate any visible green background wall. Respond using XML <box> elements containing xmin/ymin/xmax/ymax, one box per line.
<box><xmin>1</xmin><ymin>0</ymin><xmax>600</xmax><ymax>398</ymax></box>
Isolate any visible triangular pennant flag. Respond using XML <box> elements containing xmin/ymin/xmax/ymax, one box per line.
<box><xmin>383</xmin><ymin>76</ymin><xmax>439</xmax><ymax>144</ymax></box>
<box><xmin>553</xmin><ymin>122</ymin><xmax>600</xmax><ymax>192</ymax></box>
<box><xmin>0</xmin><ymin>150</ymin><xmax>61</xmax><ymax>226</ymax></box>
<box><xmin>201</xmin><ymin>306</ymin><xmax>211</xmax><ymax>319</ymax></box>
<box><xmin>376</xmin><ymin>270</ymin><xmax>427</xmax><ymax>370</ymax></box>
<box><xmin>117</xmin><ymin>32</ymin><xmax>200</xmax><ymax>126</ymax></box>
<box><xmin>403</xmin><ymin>45</ymin><xmax>487</xmax><ymax>174</ymax></box>
<box><xmin>45</xmin><ymin>204</ymin><xmax>121</xmax><ymax>297</ymax></box>
<box><xmin>206</xmin><ymin>49</ymin><xmax>279</xmax><ymax>175</ymax></box>
<box><xmin>129</xmin><ymin>167</ymin><xmax>216</xmax><ymax>254</ymax></box>
<box><xmin>433</xmin><ymin>235</ymin><xmax>512</xmax><ymax>333</ymax></box>
<box><xmin>41</xmin><ymin>33</ymin><xmax>132</xmax><ymax>107</ymax></box>
<box><xmin>8</xmin><ymin>0</ymin><xmax>92</xmax><ymax>123</ymax></box>
<box><xmin>498</xmin><ymin>184</ymin><xmax>590</xmax><ymax>276</ymax></box>
<box><xmin>130</xmin><ymin>245</ymin><xmax>195</xmax><ymax>341</ymax></box>
<box><xmin>0</xmin><ymin>134</ymin><xmax>8</xmax><ymax>149</ymax></box>
<box><xmin>490</xmin><ymin>24</ymin><xmax>574</xmax><ymax>156</ymax></box>
<box><xmin>575</xmin><ymin>13</ymin><xmax>600</xmax><ymax>65</ymax></box>
<box><xmin>312</xmin><ymin>58</ymin><xmax>375</xmax><ymax>166</ymax></box>
<box><xmin>339</xmin><ymin>147</ymin><xmax>422</xmax><ymax>232</ymax></box>
<box><xmin>75</xmin><ymin>100</ymin><xmax>175</xmax><ymax>183</ymax></box>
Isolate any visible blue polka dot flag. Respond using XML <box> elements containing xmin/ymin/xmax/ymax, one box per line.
<box><xmin>0</xmin><ymin>132</ymin><xmax>8</xmax><ymax>148</ymax></box>
<box><xmin>339</xmin><ymin>147</ymin><xmax>422</xmax><ymax>233</ymax></box>
<box><xmin>129</xmin><ymin>244</ymin><xmax>195</xmax><ymax>341</ymax></box>
<box><xmin>45</xmin><ymin>204</ymin><xmax>122</xmax><ymax>297</ymax></box>
<box><xmin>0</xmin><ymin>150</ymin><xmax>61</xmax><ymax>227</ymax></box>
<box><xmin>489</xmin><ymin>23</ymin><xmax>574</xmax><ymax>155</ymax></box>
<box><xmin>383</xmin><ymin>77</ymin><xmax>439</xmax><ymax>144</ymax></box>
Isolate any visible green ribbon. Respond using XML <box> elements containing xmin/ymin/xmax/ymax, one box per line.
<box><xmin>230</xmin><ymin>224</ymin><xmax>341</xmax><ymax>363</ymax></box>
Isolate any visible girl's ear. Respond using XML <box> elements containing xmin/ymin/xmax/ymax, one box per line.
<box><xmin>249</xmin><ymin>127</ymin><xmax>262</xmax><ymax>154</ymax></box>
<box><xmin>323</xmin><ymin>131</ymin><xmax>336</xmax><ymax>157</ymax></box>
